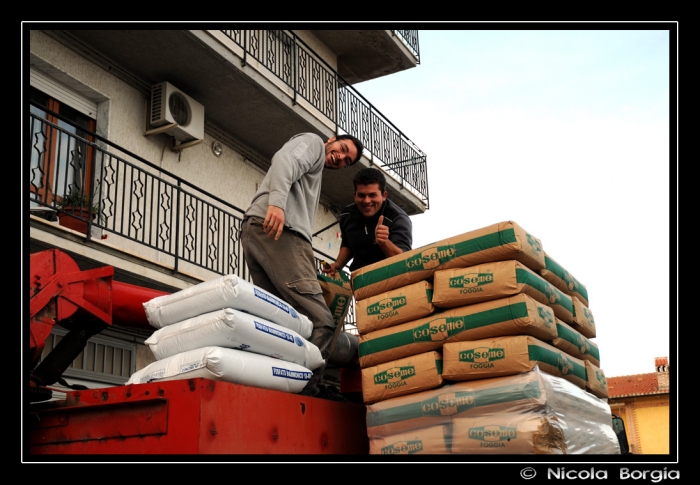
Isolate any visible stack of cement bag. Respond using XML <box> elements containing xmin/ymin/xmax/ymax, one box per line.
<box><xmin>351</xmin><ymin>221</ymin><xmax>615</xmax><ymax>454</ymax></box>
<box><xmin>366</xmin><ymin>366</ymin><xmax>618</xmax><ymax>455</ymax></box>
<box><xmin>126</xmin><ymin>275</ymin><xmax>324</xmax><ymax>394</ymax></box>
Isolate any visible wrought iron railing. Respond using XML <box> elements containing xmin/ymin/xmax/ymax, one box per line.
<box><xmin>27</xmin><ymin>108</ymin><xmax>357</xmax><ymax>333</ymax></box>
<box><xmin>394</xmin><ymin>30</ymin><xmax>420</xmax><ymax>61</ymax></box>
<box><xmin>220</xmin><ymin>29</ymin><xmax>429</xmax><ymax>208</ymax></box>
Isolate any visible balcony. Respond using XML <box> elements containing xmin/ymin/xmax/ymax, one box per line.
<box><xmin>42</xmin><ymin>29</ymin><xmax>428</xmax><ymax>215</ymax></box>
<box><xmin>311</xmin><ymin>30</ymin><xmax>420</xmax><ymax>84</ymax></box>
<box><xmin>28</xmin><ymin>108</ymin><xmax>359</xmax><ymax>332</ymax></box>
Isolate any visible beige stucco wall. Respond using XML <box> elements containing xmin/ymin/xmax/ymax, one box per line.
<box><xmin>609</xmin><ymin>394</ymin><xmax>670</xmax><ymax>455</ymax></box>
<box><xmin>635</xmin><ymin>401</ymin><xmax>671</xmax><ymax>454</ymax></box>
<box><xmin>29</xmin><ymin>30</ymin><xmax>342</xmax><ymax>283</ymax></box>
<box><xmin>30</xmin><ymin>30</ymin><xmax>261</xmax><ymax>209</ymax></box>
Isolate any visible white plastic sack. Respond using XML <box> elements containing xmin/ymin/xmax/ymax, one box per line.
<box><xmin>143</xmin><ymin>274</ymin><xmax>313</xmax><ymax>338</ymax></box>
<box><xmin>145</xmin><ymin>308</ymin><xmax>324</xmax><ymax>370</ymax></box>
<box><xmin>126</xmin><ymin>346</ymin><xmax>312</xmax><ymax>394</ymax></box>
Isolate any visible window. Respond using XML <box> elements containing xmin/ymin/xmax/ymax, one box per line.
<box><xmin>29</xmin><ymin>85</ymin><xmax>97</xmax><ymax>206</ymax></box>
<box><xmin>40</xmin><ymin>327</ymin><xmax>137</xmax><ymax>386</ymax></box>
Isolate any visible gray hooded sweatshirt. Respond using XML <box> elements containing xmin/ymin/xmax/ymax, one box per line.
<box><xmin>245</xmin><ymin>133</ymin><xmax>325</xmax><ymax>243</ymax></box>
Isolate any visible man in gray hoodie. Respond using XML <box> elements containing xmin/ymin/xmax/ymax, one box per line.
<box><xmin>241</xmin><ymin>132</ymin><xmax>363</xmax><ymax>398</ymax></box>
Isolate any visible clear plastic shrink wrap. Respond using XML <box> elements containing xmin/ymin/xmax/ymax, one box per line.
<box><xmin>365</xmin><ymin>366</ymin><xmax>620</xmax><ymax>454</ymax></box>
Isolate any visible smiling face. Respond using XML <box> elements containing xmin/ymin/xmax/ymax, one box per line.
<box><xmin>324</xmin><ymin>137</ymin><xmax>358</xmax><ymax>170</ymax></box>
<box><xmin>354</xmin><ymin>182</ymin><xmax>387</xmax><ymax>218</ymax></box>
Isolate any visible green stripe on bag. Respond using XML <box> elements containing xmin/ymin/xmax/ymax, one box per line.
<box><xmin>544</xmin><ymin>254</ymin><xmax>588</xmax><ymax>302</ymax></box>
<box><xmin>516</xmin><ymin>267</ymin><xmax>573</xmax><ymax>314</ymax></box>
<box><xmin>367</xmin><ymin>381</ymin><xmax>542</xmax><ymax>427</ymax></box>
<box><xmin>317</xmin><ymin>271</ymin><xmax>350</xmax><ymax>288</ymax></box>
<box><xmin>555</xmin><ymin>322</ymin><xmax>600</xmax><ymax>361</ymax></box>
<box><xmin>354</xmin><ymin>229</ymin><xmax>518</xmax><ymax>291</ymax></box>
<box><xmin>528</xmin><ymin>345</ymin><xmax>586</xmax><ymax>380</ymax></box>
<box><xmin>359</xmin><ymin>302</ymin><xmax>529</xmax><ymax>357</ymax></box>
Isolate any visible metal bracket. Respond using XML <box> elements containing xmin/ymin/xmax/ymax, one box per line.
<box><xmin>144</xmin><ymin>123</ymin><xmax>177</xmax><ymax>137</ymax></box>
<box><xmin>171</xmin><ymin>139</ymin><xmax>204</xmax><ymax>151</ymax></box>
<box><xmin>144</xmin><ymin>120</ymin><xmax>204</xmax><ymax>151</ymax></box>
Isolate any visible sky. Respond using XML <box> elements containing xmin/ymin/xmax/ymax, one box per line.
<box><xmin>353</xmin><ymin>27</ymin><xmax>674</xmax><ymax>379</ymax></box>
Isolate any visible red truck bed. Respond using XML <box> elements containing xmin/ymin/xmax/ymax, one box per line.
<box><xmin>27</xmin><ymin>378</ymin><xmax>369</xmax><ymax>455</ymax></box>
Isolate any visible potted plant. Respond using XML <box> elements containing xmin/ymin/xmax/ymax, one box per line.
<box><xmin>56</xmin><ymin>189</ymin><xmax>104</xmax><ymax>234</ymax></box>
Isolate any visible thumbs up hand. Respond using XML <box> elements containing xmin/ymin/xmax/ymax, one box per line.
<box><xmin>375</xmin><ymin>215</ymin><xmax>390</xmax><ymax>245</ymax></box>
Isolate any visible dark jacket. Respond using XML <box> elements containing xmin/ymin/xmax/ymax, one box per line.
<box><xmin>339</xmin><ymin>198</ymin><xmax>412</xmax><ymax>272</ymax></box>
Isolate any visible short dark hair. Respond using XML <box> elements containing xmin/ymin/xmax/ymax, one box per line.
<box><xmin>335</xmin><ymin>134</ymin><xmax>364</xmax><ymax>165</ymax></box>
<box><xmin>353</xmin><ymin>167</ymin><xmax>386</xmax><ymax>193</ymax></box>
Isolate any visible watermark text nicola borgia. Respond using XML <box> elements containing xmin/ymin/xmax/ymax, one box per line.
<box><xmin>547</xmin><ymin>468</ymin><xmax>679</xmax><ymax>482</ymax></box>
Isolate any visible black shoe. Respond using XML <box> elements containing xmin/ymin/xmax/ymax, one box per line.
<box><xmin>316</xmin><ymin>384</ymin><xmax>347</xmax><ymax>402</ymax></box>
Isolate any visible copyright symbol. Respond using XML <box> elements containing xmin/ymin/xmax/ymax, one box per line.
<box><xmin>521</xmin><ymin>467</ymin><xmax>537</xmax><ymax>479</ymax></box>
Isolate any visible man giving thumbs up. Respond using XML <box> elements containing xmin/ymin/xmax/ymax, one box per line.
<box><xmin>323</xmin><ymin>167</ymin><xmax>413</xmax><ymax>275</ymax></box>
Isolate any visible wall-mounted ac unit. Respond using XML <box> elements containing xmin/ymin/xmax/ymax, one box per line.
<box><xmin>149</xmin><ymin>81</ymin><xmax>205</xmax><ymax>142</ymax></box>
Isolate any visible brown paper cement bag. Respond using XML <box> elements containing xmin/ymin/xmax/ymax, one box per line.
<box><xmin>365</xmin><ymin>370</ymin><xmax>549</xmax><ymax>438</ymax></box>
<box><xmin>358</xmin><ymin>293</ymin><xmax>558</xmax><ymax>369</ymax></box>
<box><xmin>370</xmin><ymin>425</ymin><xmax>450</xmax><ymax>455</ymax></box>
<box><xmin>361</xmin><ymin>350</ymin><xmax>443</xmax><ymax>404</ymax></box>
<box><xmin>352</xmin><ymin>221</ymin><xmax>546</xmax><ymax>301</ymax></box>
<box><xmin>584</xmin><ymin>360</ymin><xmax>609</xmax><ymax>399</ymax></box>
<box><xmin>356</xmin><ymin>280</ymin><xmax>434</xmax><ymax>335</ymax></box>
<box><xmin>551</xmin><ymin>319</ymin><xmax>600</xmax><ymax>367</ymax></box>
<box><xmin>432</xmin><ymin>260</ymin><xmax>574</xmax><ymax>323</ymax></box>
<box><xmin>317</xmin><ymin>270</ymin><xmax>353</xmax><ymax>328</ymax></box>
<box><xmin>539</xmin><ymin>252</ymin><xmax>590</xmax><ymax>307</ymax></box>
<box><xmin>442</xmin><ymin>335</ymin><xmax>587</xmax><ymax>389</ymax></box>
<box><xmin>450</xmin><ymin>413</ymin><xmax>566</xmax><ymax>454</ymax></box>
<box><xmin>571</xmin><ymin>296</ymin><xmax>596</xmax><ymax>338</ymax></box>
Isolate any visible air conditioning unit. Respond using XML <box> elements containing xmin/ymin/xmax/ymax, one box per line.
<box><xmin>149</xmin><ymin>81</ymin><xmax>205</xmax><ymax>142</ymax></box>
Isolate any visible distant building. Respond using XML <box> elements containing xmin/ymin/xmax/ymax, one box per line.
<box><xmin>607</xmin><ymin>357</ymin><xmax>671</xmax><ymax>454</ymax></box>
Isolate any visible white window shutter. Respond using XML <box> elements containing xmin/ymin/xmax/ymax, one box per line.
<box><xmin>30</xmin><ymin>67</ymin><xmax>97</xmax><ymax>119</ymax></box>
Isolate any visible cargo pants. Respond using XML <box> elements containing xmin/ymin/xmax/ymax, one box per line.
<box><xmin>241</xmin><ymin>216</ymin><xmax>336</xmax><ymax>396</ymax></box>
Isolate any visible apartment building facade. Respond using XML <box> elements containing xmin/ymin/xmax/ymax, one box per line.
<box><xmin>26</xmin><ymin>28</ymin><xmax>428</xmax><ymax>393</ymax></box>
